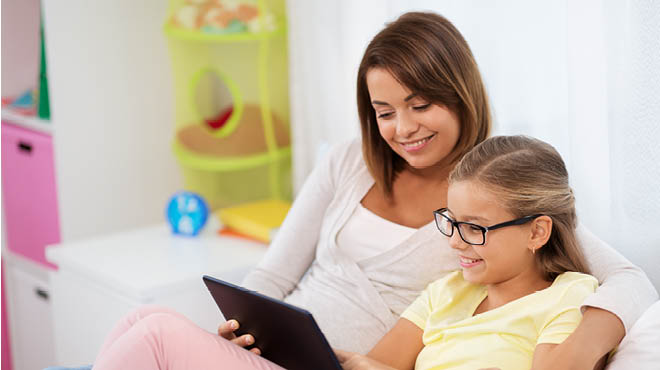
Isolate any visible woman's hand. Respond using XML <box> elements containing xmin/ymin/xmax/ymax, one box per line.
<box><xmin>334</xmin><ymin>349</ymin><xmax>398</xmax><ymax>370</ymax></box>
<box><xmin>217</xmin><ymin>320</ymin><xmax>262</xmax><ymax>355</ymax></box>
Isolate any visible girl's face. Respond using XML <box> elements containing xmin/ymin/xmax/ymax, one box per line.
<box><xmin>446</xmin><ymin>180</ymin><xmax>538</xmax><ymax>286</ymax></box>
<box><xmin>366</xmin><ymin>68</ymin><xmax>461</xmax><ymax>169</ymax></box>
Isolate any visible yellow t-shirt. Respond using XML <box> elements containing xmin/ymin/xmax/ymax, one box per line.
<box><xmin>401</xmin><ymin>271</ymin><xmax>598</xmax><ymax>370</ymax></box>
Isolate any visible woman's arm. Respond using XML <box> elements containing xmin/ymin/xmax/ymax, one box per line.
<box><xmin>241</xmin><ymin>140</ymin><xmax>359</xmax><ymax>299</ymax></box>
<box><xmin>561</xmin><ymin>224</ymin><xmax>659</xmax><ymax>367</ymax></box>
<box><xmin>576</xmin><ymin>223</ymin><xmax>658</xmax><ymax>332</ymax></box>
<box><xmin>336</xmin><ymin>318</ymin><xmax>424</xmax><ymax>370</ymax></box>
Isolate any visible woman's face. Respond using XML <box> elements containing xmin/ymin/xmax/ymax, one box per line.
<box><xmin>366</xmin><ymin>67</ymin><xmax>461</xmax><ymax>169</ymax></box>
<box><xmin>446</xmin><ymin>180</ymin><xmax>537</xmax><ymax>286</ymax></box>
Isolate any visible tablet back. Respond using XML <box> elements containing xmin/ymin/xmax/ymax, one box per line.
<box><xmin>203</xmin><ymin>275</ymin><xmax>342</xmax><ymax>370</ymax></box>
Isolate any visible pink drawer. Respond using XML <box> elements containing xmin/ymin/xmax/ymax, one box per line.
<box><xmin>1</xmin><ymin>121</ymin><xmax>60</xmax><ymax>268</ymax></box>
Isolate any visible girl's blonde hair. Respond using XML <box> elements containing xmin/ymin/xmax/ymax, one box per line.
<box><xmin>449</xmin><ymin>135</ymin><xmax>590</xmax><ymax>280</ymax></box>
<box><xmin>357</xmin><ymin>12</ymin><xmax>491</xmax><ymax>196</ymax></box>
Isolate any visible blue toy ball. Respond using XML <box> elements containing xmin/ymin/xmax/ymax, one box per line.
<box><xmin>166</xmin><ymin>191</ymin><xmax>209</xmax><ymax>236</ymax></box>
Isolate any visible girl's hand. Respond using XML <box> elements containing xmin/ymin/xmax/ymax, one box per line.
<box><xmin>217</xmin><ymin>320</ymin><xmax>262</xmax><ymax>355</ymax></box>
<box><xmin>334</xmin><ymin>349</ymin><xmax>397</xmax><ymax>370</ymax></box>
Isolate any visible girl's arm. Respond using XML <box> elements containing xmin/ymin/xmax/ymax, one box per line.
<box><xmin>367</xmin><ymin>318</ymin><xmax>424</xmax><ymax>370</ymax></box>
<box><xmin>531</xmin><ymin>310</ymin><xmax>614</xmax><ymax>370</ymax></box>
<box><xmin>241</xmin><ymin>140</ymin><xmax>357</xmax><ymax>299</ymax></box>
<box><xmin>335</xmin><ymin>318</ymin><xmax>423</xmax><ymax>370</ymax></box>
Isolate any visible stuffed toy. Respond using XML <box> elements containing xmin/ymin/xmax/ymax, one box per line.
<box><xmin>171</xmin><ymin>0</ymin><xmax>275</xmax><ymax>34</ymax></box>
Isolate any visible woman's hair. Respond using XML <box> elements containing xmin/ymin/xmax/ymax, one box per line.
<box><xmin>449</xmin><ymin>135</ymin><xmax>590</xmax><ymax>280</ymax></box>
<box><xmin>357</xmin><ymin>11</ymin><xmax>491</xmax><ymax>196</ymax></box>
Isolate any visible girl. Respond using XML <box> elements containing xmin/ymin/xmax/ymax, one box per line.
<box><xmin>337</xmin><ymin>135</ymin><xmax>598</xmax><ymax>370</ymax></box>
<box><xmin>92</xmin><ymin>12</ymin><xmax>656</xmax><ymax>370</ymax></box>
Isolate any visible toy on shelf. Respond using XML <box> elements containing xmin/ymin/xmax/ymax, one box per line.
<box><xmin>170</xmin><ymin>0</ymin><xmax>276</xmax><ymax>35</ymax></box>
<box><xmin>166</xmin><ymin>191</ymin><xmax>209</xmax><ymax>236</ymax></box>
<box><xmin>165</xmin><ymin>0</ymin><xmax>291</xmax><ymax>210</ymax></box>
<box><xmin>2</xmin><ymin>89</ymin><xmax>38</xmax><ymax>116</ymax></box>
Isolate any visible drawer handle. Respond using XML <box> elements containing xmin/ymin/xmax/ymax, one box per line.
<box><xmin>18</xmin><ymin>142</ymin><xmax>33</xmax><ymax>153</ymax></box>
<box><xmin>35</xmin><ymin>287</ymin><xmax>49</xmax><ymax>301</ymax></box>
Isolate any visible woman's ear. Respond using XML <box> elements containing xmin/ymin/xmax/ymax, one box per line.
<box><xmin>529</xmin><ymin>216</ymin><xmax>552</xmax><ymax>253</ymax></box>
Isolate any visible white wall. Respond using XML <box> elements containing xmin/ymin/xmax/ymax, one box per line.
<box><xmin>42</xmin><ymin>0</ymin><xmax>183</xmax><ymax>241</ymax></box>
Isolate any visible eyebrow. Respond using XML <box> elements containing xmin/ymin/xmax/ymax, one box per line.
<box><xmin>371</xmin><ymin>93</ymin><xmax>418</xmax><ymax>106</ymax></box>
<box><xmin>447</xmin><ymin>209</ymin><xmax>488</xmax><ymax>223</ymax></box>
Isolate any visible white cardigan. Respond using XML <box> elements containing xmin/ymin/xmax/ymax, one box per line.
<box><xmin>242</xmin><ymin>138</ymin><xmax>658</xmax><ymax>354</ymax></box>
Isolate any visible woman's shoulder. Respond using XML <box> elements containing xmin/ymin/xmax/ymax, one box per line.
<box><xmin>320</xmin><ymin>137</ymin><xmax>369</xmax><ymax>183</ymax></box>
<box><xmin>325</xmin><ymin>137</ymin><xmax>364</xmax><ymax>166</ymax></box>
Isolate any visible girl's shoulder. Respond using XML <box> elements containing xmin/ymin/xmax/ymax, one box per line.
<box><xmin>546</xmin><ymin>272</ymin><xmax>599</xmax><ymax>302</ymax></box>
<box><xmin>553</xmin><ymin>271</ymin><xmax>598</xmax><ymax>287</ymax></box>
<box><xmin>427</xmin><ymin>271</ymin><xmax>483</xmax><ymax>298</ymax></box>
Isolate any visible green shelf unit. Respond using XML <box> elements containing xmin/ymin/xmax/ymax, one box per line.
<box><xmin>165</xmin><ymin>0</ymin><xmax>291</xmax><ymax>210</ymax></box>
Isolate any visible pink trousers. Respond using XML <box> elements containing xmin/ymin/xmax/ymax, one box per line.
<box><xmin>93</xmin><ymin>305</ymin><xmax>285</xmax><ymax>370</ymax></box>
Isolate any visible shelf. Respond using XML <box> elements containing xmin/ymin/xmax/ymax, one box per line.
<box><xmin>163</xmin><ymin>23</ymin><xmax>286</xmax><ymax>43</ymax></box>
<box><xmin>1</xmin><ymin>108</ymin><xmax>52</xmax><ymax>135</ymax></box>
<box><xmin>172</xmin><ymin>139</ymin><xmax>291</xmax><ymax>171</ymax></box>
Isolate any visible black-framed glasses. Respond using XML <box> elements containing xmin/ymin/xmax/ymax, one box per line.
<box><xmin>433</xmin><ymin>208</ymin><xmax>543</xmax><ymax>246</ymax></box>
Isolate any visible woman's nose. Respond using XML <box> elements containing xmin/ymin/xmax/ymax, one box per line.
<box><xmin>395</xmin><ymin>111</ymin><xmax>419</xmax><ymax>138</ymax></box>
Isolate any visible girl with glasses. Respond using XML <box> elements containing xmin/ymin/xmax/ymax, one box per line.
<box><xmin>337</xmin><ymin>135</ymin><xmax>597</xmax><ymax>369</ymax></box>
<box><xmin>91</xmin><ymin>12</ymin><xmax>656</xmax><ymax>370</ymax></box>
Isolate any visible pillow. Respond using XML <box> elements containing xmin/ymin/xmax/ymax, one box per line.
<box><xmin>606</xmin><ymin>300</ymin><xmax>660</xmax><ymax>369</ymax></box>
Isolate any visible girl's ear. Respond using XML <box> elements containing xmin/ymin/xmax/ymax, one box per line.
<box><xmin>529</xmin><ymin>216</ymin><xmax>552</xmax><ymax>253</ymax></box>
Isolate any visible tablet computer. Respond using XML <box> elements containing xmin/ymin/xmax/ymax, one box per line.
<box><xmin>203</xmin><ymin>275</ymin><xmax>342</xmax><ymax>370</ymax></box>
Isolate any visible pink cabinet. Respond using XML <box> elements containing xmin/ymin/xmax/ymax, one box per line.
<box><xmin>1</xmin><ymin>121</ymin><xmax>60</xmax><ymax>268</ymax></box>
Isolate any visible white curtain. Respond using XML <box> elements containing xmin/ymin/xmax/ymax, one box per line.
<box><xmin>286</xmin><ymin>0</ymin><xmax>660</xmax><ymax>288</ymax></box>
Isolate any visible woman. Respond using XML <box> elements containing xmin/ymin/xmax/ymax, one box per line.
<box><xmin>92</xmin><ymin>12</ymin><xmax>656</xmax><ymax>370</ymax></box>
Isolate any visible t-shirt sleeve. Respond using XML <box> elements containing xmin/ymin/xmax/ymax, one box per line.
<box><xmin>401</xmin><ymin>285</ymin><xmax>432</xmax><ymax>329</ymax></box>
<box><xmin>401</xmin><ymin>272</ymin><xmax>458</xmax><ymax>329</ymax></box>
<box><xmin>537</xmin><ymin>273</ymin><xmax>599</xmax><ymax>345</ymax></box>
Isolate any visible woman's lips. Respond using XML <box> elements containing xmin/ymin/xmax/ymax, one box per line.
<box><xmin>400</xmin><ymin>134</ymin><xmax>436</xmax><ymax>152</ymax></box>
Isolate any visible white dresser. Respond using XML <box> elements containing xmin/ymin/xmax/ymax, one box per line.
<box><xmin>46</xmin><ymin>218</ymin><xmax>267</xmax><ymax>366</ymax></box>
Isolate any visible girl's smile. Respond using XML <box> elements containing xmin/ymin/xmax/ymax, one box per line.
<box><xmin>459</xmin><ymin>255</ymin><xmax>483</xmax><ymax>268</ymax></box>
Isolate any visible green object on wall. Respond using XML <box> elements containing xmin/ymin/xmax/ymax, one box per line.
<box><xmin>38</xmin><ymin>18</ymin><xmax>50</xmax><ymax>120</ymax></box>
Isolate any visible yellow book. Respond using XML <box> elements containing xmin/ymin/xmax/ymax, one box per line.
<box><xmin>217</xmin><ymin>199</ymin><xmax>291</xmax><ymax>243</ymax></box>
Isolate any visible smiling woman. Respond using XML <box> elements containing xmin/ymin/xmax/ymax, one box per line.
<box><xmin>365</xmin><ymin>68</ymin><xmax>461</xmax><ymax>170</ymax></box>
<box><xmin>356</xmin><ymin>11</ymin><xmax>490</xmax><ymax>197</ymax></box>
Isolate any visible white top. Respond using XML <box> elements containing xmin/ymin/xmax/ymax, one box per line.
<box><xmin>336</xmin><ymin>203</ymin><xmax>417</xmax><ymax>262</ymax></box>
<box><xmin>242</xmin><ymin>138</ymin><xmax>659</xmax><ymax>354</ymax></box>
